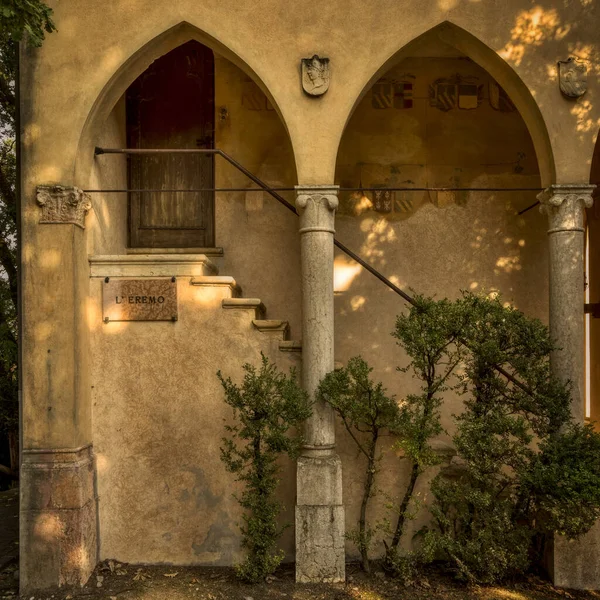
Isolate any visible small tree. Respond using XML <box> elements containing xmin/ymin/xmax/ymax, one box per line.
<box><xmin>317</xmin><ymin>356</ymin><xmax>400</xmax><ymax>573</ymax></box>
<box><xmin>384</xmin><ymin>295</ymin><xmax>467</xmax><ymax>577</ymax></box>
<box><xmin>218</xmin><ymin>354</ymin><xmax>311</xmax><ymax>583</ymax></box>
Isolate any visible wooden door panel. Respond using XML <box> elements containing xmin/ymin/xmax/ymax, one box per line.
<box><xmin>127</xmin><ymin>41</ymin><xmax>215</xmax><ymax>248</ymax></box>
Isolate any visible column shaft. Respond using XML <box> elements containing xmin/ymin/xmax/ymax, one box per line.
<box><xmin>539</xmin><ymin>184</ymin><xmax>594</xmax><ymax>420</ymax></box>
<box><xmin>538</xmin><ymin>183</ymin><xmax>597</xmax><ymax>590</ymax></box>
<box><xmin>295</xmin><ymin>185</ymin><xmax>345</xmax><ymax>583</ymax></box>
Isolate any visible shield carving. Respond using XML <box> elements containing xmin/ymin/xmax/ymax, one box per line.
<box><xmin>301</xmin><ymin>55</ymin><xmax>330</xmax><ymax>96</ymax></box>
<box><xmin>558</xmin><ymin>57</ymin><xmax>587</xmax><ymax>98</ymax></box>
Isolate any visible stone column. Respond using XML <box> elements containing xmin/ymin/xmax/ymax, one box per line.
<box><xmin>294</xmin><ymin>185</ymin><xmax>345</xmax><ymax>583</ymax></box>
<box><xmin>538</xmin><ymin>184</ymin><xmax>598</xmax><ymax>589</ymax></box>
<box><xmin>21</xmin><ymin>186</ymin><xmax>97</xmax><ymax>592</ymax></box>
<box><xmin>538</xmin><ymin>184</ymin><xmax>594</xmax><ymax>420</ymax></box>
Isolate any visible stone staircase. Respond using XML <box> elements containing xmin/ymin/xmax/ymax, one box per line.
<box><xmin>190</xmin><ymin>270</ymin><xmax>302</xmax><ymax>355</ymax></box>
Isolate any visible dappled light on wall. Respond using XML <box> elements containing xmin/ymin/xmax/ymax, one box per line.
<box><xmin>333</xmin><ymin>257</ymin><xmax>362</xmax><ymax>293</ymax></box>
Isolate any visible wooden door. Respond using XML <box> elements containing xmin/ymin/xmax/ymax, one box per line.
<box><xmin>127</xmin><ymin>41</ymin><xmax>215</xmax><ymax>248</ymax></box>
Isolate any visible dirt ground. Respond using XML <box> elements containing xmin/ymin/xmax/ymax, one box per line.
<box><xmin>2</xmin><ymin>560</ymin><xmax>599</xmax><ymax>600</ymax></box>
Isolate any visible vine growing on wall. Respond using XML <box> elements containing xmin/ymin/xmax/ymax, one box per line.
<box><xmin>218</xmin><ymin>354</ymin><xmax>311</xmax><ymax>583</ymax></box>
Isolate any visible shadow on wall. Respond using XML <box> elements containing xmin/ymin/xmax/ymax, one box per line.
<box><xmin>331</xmin><ymin>30</ymin><xmax>551</xmax><ymax>559</ymax></box>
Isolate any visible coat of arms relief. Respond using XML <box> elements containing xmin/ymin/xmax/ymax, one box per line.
<box><xmin>558</xmin><ymin>57</ymin><xmax>587</xmax><ymax>98</ymax></box>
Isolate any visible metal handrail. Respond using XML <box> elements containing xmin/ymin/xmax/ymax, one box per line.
<box><xmin>95</xmin><ymin>146</ymin><xmax>416</xmax><ymax>304</ymax></box>
<box><xmin>92</xmin><ymin>146</ymin><xmax>541</xmax><ymax>395</ymax></box>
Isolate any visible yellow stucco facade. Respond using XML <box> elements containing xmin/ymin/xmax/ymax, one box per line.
<box><xmin>19</xmin><ymin>0</ymin><xmax>600</xmax><ymax>592</ymax></box>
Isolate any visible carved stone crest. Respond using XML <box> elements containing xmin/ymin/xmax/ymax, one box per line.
<box><xmin>301</xmin><ymin>55</ymin><xmax>330</xmax><ymax>96</ymax></box>
<box><xmin>558</xmin><ymin>57</ymin><xmax>587</xmax><ymax>98</ymax></box>
<box><xmin>37</xmin><ymin>185</ymin><xmax>92</xmax><ymax>229</ymax></box>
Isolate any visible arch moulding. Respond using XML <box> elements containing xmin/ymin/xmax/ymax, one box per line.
<box><xmin>334</xmin><ymin>21</ymin><xmax>556</xmax><ymax>188</ymax></box>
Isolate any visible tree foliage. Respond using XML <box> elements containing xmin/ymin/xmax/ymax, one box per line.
<box><xmin>317</xmin><ymin>356</ymin><xmax>400</xmax><ymax>573</ymax></box>
<box><xmin>218</xmin><ymin>354</ymin><xmax>311</xmax><ymax>583</ymax></box>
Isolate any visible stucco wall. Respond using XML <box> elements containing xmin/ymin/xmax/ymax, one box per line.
<box><xmin>332</xmin><ymin>51</ymin><xmax>545</xmax><ymax>559</ymax></box>
<box><xmin>84</xmin><ymin>47</ymin><xmax>548</xmax><ymax>564</ymax></box>
<box><xmin>20</xmin><ymin>0</ymin><xmax>600</xmax><ymax>572</ymax></box>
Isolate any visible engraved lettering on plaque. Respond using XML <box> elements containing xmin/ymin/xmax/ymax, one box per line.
<box><xmin>103</xmin><ymin>279</ymin><xmax>178</xmax><ymax>322</ymax></box>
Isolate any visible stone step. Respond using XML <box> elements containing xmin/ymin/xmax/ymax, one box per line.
<box><xmin>222</xmin><ymin>298</ymin><xmax>266</xmax><ymax>319</ymax></box>
<box><xmin>190</xmin><ymin>276</ymin><xmax>241</xmax><ymax>298</ymax></box>
<box><xmin>252</xmin><ymin>319</ymin><xmax>290</xmax><ymax>340</ymax></box>
<box><xmin>279</xmin><ymin>340</ymin><xmax>302</xmax><ymax>353</ymax></box>
<box><xmin>89</xmin><ymin>254</ymin><xmax>218</xmax><ymax>278</ymax></box>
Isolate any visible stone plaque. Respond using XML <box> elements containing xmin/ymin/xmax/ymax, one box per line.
<box><xmin>103</xmin><ymin>279</ymin><xmax>177</xmax><ymax>322</ymax></box>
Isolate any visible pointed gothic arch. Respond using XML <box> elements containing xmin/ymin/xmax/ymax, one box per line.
<box><xmin>335</xmin><ymin>21</ymin><xmax>555</xmax><ymax>187</ymax></box>
<box><xmin>74</xmin><ymin>21</ymin><xmax>293</xmax><ymax>186</ymax></box>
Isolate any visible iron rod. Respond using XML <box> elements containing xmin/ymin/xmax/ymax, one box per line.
<box><xmin>94</xmin><ymin>148</ymin><xmax>543</xmax><ymax>192</ymax></box>
<box><xmin>93</xmin><ymin>146</ymin><xmax>544</xmax><ymax>395</ymax></box>
<box><xmin>84</xmin><ymin>187</ymin><xmax>543</xmax><ymax>193</ymax></box>
<box><xmin>84</xmin><ymin>188</ymin><xmax>295</xmax><ymax>193</ymax></box>
<box><xmin>517</xmin><ymin>200</ymin><xmax>541</xmax><ymax>215</ymax></box>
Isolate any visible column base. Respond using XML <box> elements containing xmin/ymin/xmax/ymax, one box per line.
<box><xmin>546</xmin><ymin>524</ymin><xmax>600</xmax><ymax>590</ymax></box>
<box><xmin>295</xmin><ymin>454</ymin><xmax>345</xmax><ymax>583</ymax></box>
<box><xmin>20</xmin><ymin>445</ymin><xmax>98</xmax><ymax>592</ymax></box>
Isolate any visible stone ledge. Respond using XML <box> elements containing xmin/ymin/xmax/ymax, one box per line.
<box><xmin>89</xmin><ymin>254</ymin><xmax>218</xmax><ymax>277</ymax></box>
<box><xmin>190</xmin><ymin>276</ymin><xmax>241</xmax><ymax>297</ymax></box>
<box><xmin>127</xmin><ymin>247</ymin><xmax>224</xmax><ymax>257</ymax></box>
<box><xmin>252</xmin><ymin>319</ymin><xmax>290</xmax><ymax>339</ymax></box>
<box><xmin>279</xmin><ymin>340</ymin><xmax>302</xmax><ymax>352</ymax></box>
<box><xmin>221</xmin><ymin>298</ymin><xmax>266</xmax><ymax>319</ymax></box>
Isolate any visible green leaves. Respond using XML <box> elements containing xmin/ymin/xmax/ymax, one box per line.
<box><xmin>409</xmin><ymin>291</ymin><xmax>600</xmax><ymax>583</ymax></box>
<box><xmin>0</xmin><ymin>0</ymin><xmax>56</xmax><ymax>47</ymax></box>
<box><xmin>317</xmin><ymin>356</ymin><xmax>399</xmax><ymax>572</ymax></box>
<box><xmin>318</xmin><ymin>356</ymin><xmax>400</xmax><ymax>451</ymax></box>
<box><xmin>218</xmin><ymin>354</ymin><xmax>311</xmax><ymax>582</ymax></box>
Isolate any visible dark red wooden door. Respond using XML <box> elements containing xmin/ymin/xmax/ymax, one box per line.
<box><xmin>127</xmin><ymin>41</ymin><xmax>215</xmax><ymax>248</ymax></box>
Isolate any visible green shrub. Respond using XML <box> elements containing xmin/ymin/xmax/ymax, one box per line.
<box><xmin>384</xmin><ymin>295</ymin><xmax>467</xmax><ymax>577</ymax></box>
<box><xmin>317</xmin><ymin>356</ymin><xmax>400</xmax><ymax>573</ymax></box>
<box><xmin>421</xmin><ymin>292</ymin><xmax>600</xmax><ymax>584</ymax></box>
<box><xmin>218</xmin><ymin>354</ymin><xmax>311</xmax><ymax>583</ymax></box>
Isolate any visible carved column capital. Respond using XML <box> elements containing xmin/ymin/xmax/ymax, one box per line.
<box><xmin>537</xmin><ymin>184</ymin><xmax>595</xmax><ymax>233</ymax></box>
<box><xmin>295</xmin><ymin>185</ymin><xmax>339</xmax><ymax>235</ymax></box>
<box><xmin>37</xmin><ymin>185</ymin><xmax>92</xmax><ymax>229</ymax></box>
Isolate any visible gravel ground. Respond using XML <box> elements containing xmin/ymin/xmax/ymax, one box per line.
<box><xmin>3</xmin><ymin>561</ymin><xmax>599</xmax><ymax>600</ymax></box>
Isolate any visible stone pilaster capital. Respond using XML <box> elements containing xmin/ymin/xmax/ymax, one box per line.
<box><xmin>537</xmin><ymin>184</ymin><xmax>595</xmax><ymax>234</ymax></box>
<box><xmin>37</xmin><ymin>185</ymin><xmax>92</xmax><ymax>229</ymax></box>
<box><xmin>295</xmin><ymin>185</ymin><xmax>339</xmax><ymax>235</ymax></box>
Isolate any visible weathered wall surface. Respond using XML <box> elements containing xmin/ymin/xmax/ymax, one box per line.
<box><xmin>332</xmin><ymin>51</ymin><xmax>545</xmax><ymax>558</ymax></box>
<box><xmin>19</xmin><ymin>0</ymin><xmax>600</xmax><ymax>583</ymax></box>
<box><xmin>87</xmin><ymin>56</ymin><xmax>301</xmax><ymax>565</ymax></box>
<box><xmin>90</xmin><ymin>270</ymin><xmax>299</xmax><ymax>564</ymax></box>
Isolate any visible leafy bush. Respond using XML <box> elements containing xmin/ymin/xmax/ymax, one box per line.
<box><xmin>419</xmin><ymin>292</ymin><xmax>600</xmax><ymax>584</ymax></box>
<box><xmin>383</xmin><ymin>296</ymin><xmax>467</xmax><ymax>576</ymax></box>
<box><xmin>219</xmin><ymin>354</ymin><xmax>311</xmax><ymax>583</ymax></box>
<box><xmin>317</xmin><ymin>356</ymin><xmax>400</xmax><ymax>572</ymax></box>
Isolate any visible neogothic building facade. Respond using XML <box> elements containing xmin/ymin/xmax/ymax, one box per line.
<box><xmin>19</xmin><ymin>0</ymin><xmax>600</xmax><ymax>592</ymax></box>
